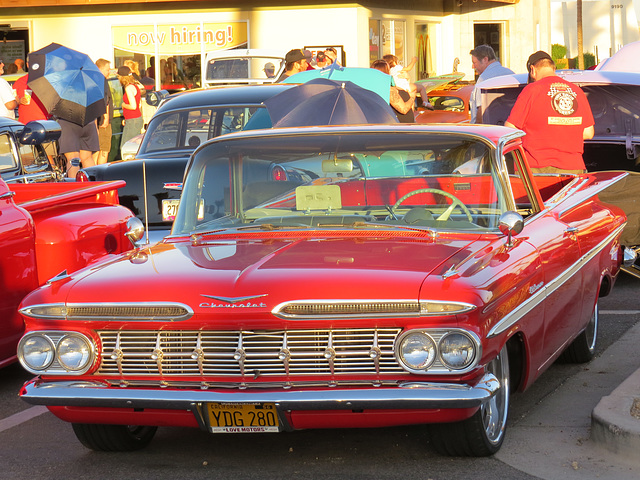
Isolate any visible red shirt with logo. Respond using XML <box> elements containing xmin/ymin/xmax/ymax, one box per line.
<box><xmin>506</xmin><ymin>75</ymin><xmax>594</xmax><ymax>170</ymax></box>
<box><xmin>13</xmin><ymin>75</ymin><xmax>50</xmax><ymax>124</ymax></box>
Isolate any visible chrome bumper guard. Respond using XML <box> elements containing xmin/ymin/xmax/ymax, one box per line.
<box><xmin>21</xmin><ymin>373</ymin><xmax>498</xmax><ymax>411</ymax></box>
<box><xmin>621</xmin><ymin>246</ymin><xmax>640</xmax><ymax>278</ymax></box>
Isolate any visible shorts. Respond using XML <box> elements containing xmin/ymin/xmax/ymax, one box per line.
<box><xmin>98</xmin><ymin>123</ymin><xmax>112</xmax><ymax>152</ymax></box>
<box><xmin>58</xmin><ymin>118</ymin><xmax>100</xmax><ymax>154</ymax></box>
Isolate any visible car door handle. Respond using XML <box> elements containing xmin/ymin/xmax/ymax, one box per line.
<box><xmin>0</xmin><ymin>191</ymin><xmax>15</xmax><ymax>200</ymax></box>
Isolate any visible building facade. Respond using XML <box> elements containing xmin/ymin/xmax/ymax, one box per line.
<box><xmin>0</xmin><ymin>0</ymin><xmax>550</xmax><ymax>87</ymax></box>
<box><xmin>551</xmin><ymin>0</ymin><xmax>640</xmax><ymax>63</ymax></box>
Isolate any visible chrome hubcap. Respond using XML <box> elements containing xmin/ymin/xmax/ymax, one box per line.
<box><xmin>481</xmin><ymin>346</ymin><xmax>509</xmax><ymax>444</ymax></box>
<box><xmin>585</xmin><ymin>303</ymin><xmax>599</xmax><ymax>353</ymax></box>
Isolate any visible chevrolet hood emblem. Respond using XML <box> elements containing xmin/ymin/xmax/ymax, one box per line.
<box><xmin>200</xmin><ymin>294</ymin><xmax>268</xmax><ymax>304</ymax></box>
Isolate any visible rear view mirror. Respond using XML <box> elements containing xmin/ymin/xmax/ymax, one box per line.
<box><xmin>322</xmin><ymin>157</ymin><xmax>353</xmax><ymax>173</ymax></box>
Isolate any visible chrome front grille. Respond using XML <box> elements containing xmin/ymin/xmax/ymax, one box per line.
<box><xmin>98</xmin><ymin>329</ymin><xmax>404</xmax><ymax>377</ymax></box>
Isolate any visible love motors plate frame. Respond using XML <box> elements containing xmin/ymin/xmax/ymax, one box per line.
<box><xmin>205</xmin><ymin>402</ymin><xmax>281</xmax><ymax>433</ymax></box>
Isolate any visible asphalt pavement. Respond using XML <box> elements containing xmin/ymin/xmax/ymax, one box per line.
<box><xmin>496</xmin><ymin>318</ymin><xmax>640</xmax><ymax>479</ymax></box>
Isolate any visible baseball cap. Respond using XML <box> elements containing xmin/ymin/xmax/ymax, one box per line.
<box><xmin>526</xmin><ymin>51</ymin><xmax>553</xmax><ymax>71</ymax></box>
<box><xmin>285</xmin><ymin>49</ymin><xmax>305</xmax><ymax>64</ymax></box>
<box><xmin>117</xmin><ymin>65</ymin><xmax>132</xmax><ymax>76</ymax></box>
<box><xmin>264</xmin><ymin>62</ymin><xmax>275</xmax><ymax>71</ymax></box>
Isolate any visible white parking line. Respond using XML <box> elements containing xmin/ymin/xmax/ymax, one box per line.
<box><xmin>600</xmin><ymin>310</ymin><xmax>640</xmax><ymax>315</ymax></box>
<box><xmin>0</xmin><ymin>406</ymin><xmax>48</xmax><ymax>434</ymax></box>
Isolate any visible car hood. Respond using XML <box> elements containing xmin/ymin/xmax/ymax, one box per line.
<box><xmin>58</xmin><ymin>235</ymin><xmax>485</xmax><ymax>317</ymax></box>
<box><xmin>479</xmin><ymin>71</ymin><xmax>640</xmax><ymax>143</ymax></box>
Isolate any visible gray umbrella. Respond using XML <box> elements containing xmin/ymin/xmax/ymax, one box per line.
<box><xmin>263</xmin><ymin>78</ymin><xmax>399</xmax><ymax>127</ymax></box>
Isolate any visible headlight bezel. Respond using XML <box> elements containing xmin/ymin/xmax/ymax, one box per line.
<box><xmin>18</xmin><ymin>334</ymin><xmax>56</xmax><ymax>372</ymax></box>
<box><xmin>18</xmin><ymin>331</ymin><xmax>96</xmax><ymax>375</ymax></box>
<box><xmin>396</xmin><ymin>328</ymin><xmax>481</xmax><ymax>375</ymax></box>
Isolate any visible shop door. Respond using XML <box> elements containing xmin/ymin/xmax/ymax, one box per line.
<box><xmin>473</xmin><ymin>24</ymin><xmax>503</xmax><ymax>78</ymax></box>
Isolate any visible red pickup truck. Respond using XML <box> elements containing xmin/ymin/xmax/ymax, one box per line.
<box><xmin>0</xmin><ymin>178</ymin><xmax>142</xmax><ymax>368</ymax></box>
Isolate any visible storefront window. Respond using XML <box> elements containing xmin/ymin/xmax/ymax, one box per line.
<box><xmin>416</xmin><ymin>23</ymin><xmax>437</xmax><ymax>79</ymax></box>
<box><xmin>381</xmin><ymin>20</ymin><xmax>405</xmax><ymax>63</ymax></box>
<box><xmin>369</xmin><ymin>19</ymin><xmax>406</xmax><ymax>65</ymax></box>
<box><xmin>369</xmin><ymin>19</ymin><xmax>381</xmax><ymax>66</ymax></box>
<box><xmin>112</xmin><ymin>22</ymin><xmax>247</xmax><ymax>91</ymax></box>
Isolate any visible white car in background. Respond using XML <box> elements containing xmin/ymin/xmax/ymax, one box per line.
<box><xmin>203</xmin><ymin>49</ymin><xmax>285</xmax><ymax>87</ymax></box>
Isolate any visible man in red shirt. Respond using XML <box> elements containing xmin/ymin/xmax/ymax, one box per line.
<box><xmin>13</xmin><ymin>72</ymin><xmax>50</xmax><ymax>124</ymax></box>
<box><xmin>505</xmin><ymin>51</ymin><xmax>594</xmax><ymax>174</ymax></box>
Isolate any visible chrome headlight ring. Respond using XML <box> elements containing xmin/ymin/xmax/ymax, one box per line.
<box><xmin>396</xmin><ymin>329</ymin><xmax>481</xmax><ymax>375</ymax></box>
<box><xmin>18</xmin><ymin>331</ymin><xmax>95</xmax><ymax>375</ymax></box>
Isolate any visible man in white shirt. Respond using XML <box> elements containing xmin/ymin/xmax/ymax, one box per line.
<box><xmin>469</xmin><ymin>45</ymin><xmax>514</xmax><ymax>123</ymax></box>
<box><xmin>0</xmin><ymin>60</ymin><xmax>18</xmax><ymax>119</ymax></box>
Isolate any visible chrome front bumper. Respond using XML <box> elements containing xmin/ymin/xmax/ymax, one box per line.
<box><xmin>21</xmin><ymin>373</ymin><xmax>498</xmax><ymax>412</ymax></box>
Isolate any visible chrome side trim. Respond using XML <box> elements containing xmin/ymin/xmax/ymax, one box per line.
<box><xmin>20</xmin><ymin>373</ymin><xmax>499</xmax><ymax>411</ymax></box>
<box><xmin>488</xmin><ymin>223</ymin><xmax>625</xmax><ymax>338</ymax></box>
<box><xmin>557</xmin><ymin>174</ymin><xmax>628</xmax><ymax>217</ymax></box>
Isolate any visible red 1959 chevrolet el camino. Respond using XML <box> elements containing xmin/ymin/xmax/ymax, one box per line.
<box><xmin>16</xmin><ymin>124</ymin><xmax>634</xmax><ymax>456</ymax></box>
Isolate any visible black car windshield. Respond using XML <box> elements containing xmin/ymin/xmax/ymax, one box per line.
<box><xmin>171</xmin><ymin>131</ymin><xmax>511</xmax><ymax>236</ymax></box>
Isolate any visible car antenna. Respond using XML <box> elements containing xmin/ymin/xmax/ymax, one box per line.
<box><xmin>143</xmin><ymin>160</ymin><xmax>150</xmax><ymax>244</ymax></box>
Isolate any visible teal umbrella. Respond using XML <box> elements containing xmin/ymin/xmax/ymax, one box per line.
<box><xmin>283</xmin><ymin>63</ymin><xmax>393</xmax><ymax>104</ymax></box>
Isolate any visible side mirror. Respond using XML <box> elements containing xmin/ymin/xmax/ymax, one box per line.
<box><xmin>498</xmin><ymin>211</ymin><xmax>524</xmax><ymax>247</ymax></box>
<box><xmin>146</xmin><ymin>89</ymin><xmax>170</xmax><ymax>107</ymax></box>
<box><xmin>20</xmin><ymin>120</ymin><xmax>62</xmax><ymax>144</ymax></box>
<box><xmin>125</xmin><ymin>216</ymin><xmax>146</xmax><ymax>248</ymax></box>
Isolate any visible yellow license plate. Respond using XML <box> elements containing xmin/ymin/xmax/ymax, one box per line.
<box><xmin>206</xmin><ymin>402</ymin><xmax>280</xmax><ymax>433</ymax></box>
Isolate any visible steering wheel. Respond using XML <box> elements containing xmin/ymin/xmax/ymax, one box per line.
<box><xmin>392</xmin><ymin>188</ymin><xmax>473</xmax><ymax>222</ymax></box>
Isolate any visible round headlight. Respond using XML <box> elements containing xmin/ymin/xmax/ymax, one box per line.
<box><xmin>399</xmin><ymin>332</ymin><xmax>436</xmax><ymax>371</ymax></box>
<box><xmin>56</xmin><ymin>335</ymin><xmax>92</xmax><ymax>371</ymax></box>
<box><xmin>439</xmin><ymin>332</ymin><xmax>476</xmax><ymax>369</ymax></box>
<box><xmin>19</xmin><ymin>335</ymin><xmax>55</xmax><ymax>371</ymax></box>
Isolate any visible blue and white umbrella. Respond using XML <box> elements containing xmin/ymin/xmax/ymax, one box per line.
<box><xmin>27</xmin><ymin>43</ymin><xmax>106</xmax><ymax>126</ymax></box>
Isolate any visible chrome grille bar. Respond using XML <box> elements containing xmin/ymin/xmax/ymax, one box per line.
<box><xmin>98</xmin><ymin>329</ymin><xmax>403</xmax><ymax>377</ymax></box>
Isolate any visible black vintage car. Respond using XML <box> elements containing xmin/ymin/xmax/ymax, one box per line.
<box><xmin>77</xmin><ymin>83</ymin><xmax>294</xmax><ymax>242</ymax></box>
<box><xmin>0</xmin><ymin>118</ymin><xmax>65</xmax><ymax>183</ymax></box>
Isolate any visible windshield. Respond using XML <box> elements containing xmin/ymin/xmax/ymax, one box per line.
<box><xmin>172</xmin><ymin>131</ymin><xmax>509</xmax><ymax>236</ymax></box>
<box><xmin>139</xmin><ymin>106</ymin><xmax>264</xmax><ymax>154</ymax></box>
<box><xmin>205</xmin><ymin>56</ymin><xmax>284</xmax><ymax>84</ymax></box>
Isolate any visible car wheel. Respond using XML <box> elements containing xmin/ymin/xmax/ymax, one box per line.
<box><xmin>559</xmin><ymin>301</ymin><xmax>598</xmax><ymax>363</ymax></box>
<box><xmin>429</xmin><ymin>344</ymin><xmax>510</xmax><ymax>457</ymax></box>
<box><xmin>72</xmin><ymin>424</ymin><xmax>157</xmax><ymax>451</ymax></box>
